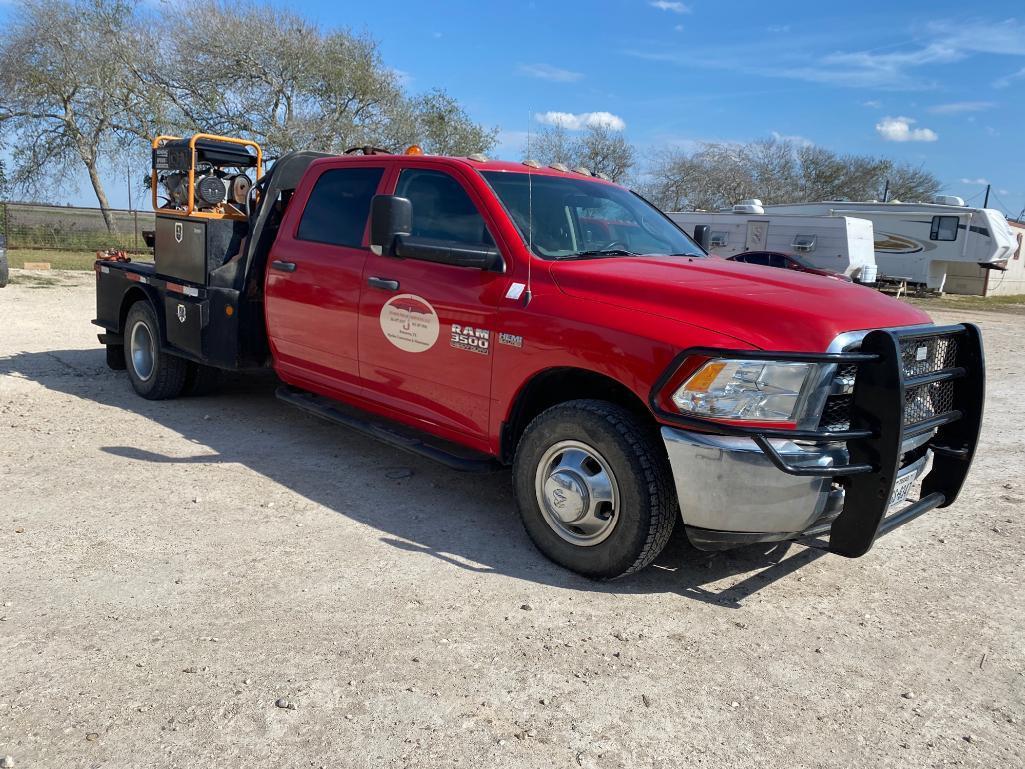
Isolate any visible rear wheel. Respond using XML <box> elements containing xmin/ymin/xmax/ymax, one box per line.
<box><xmin>123</xmin><ymin>301</ymin><xmax>187</xmax><ymax>400</ymax></box>
<box><xmin>513</xmin><ymin>399</ymin><xmax>677</xmax><ymax>579</ymax></box>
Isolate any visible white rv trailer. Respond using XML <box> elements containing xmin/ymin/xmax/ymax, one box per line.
<box><xmin>667</xmin><ymin>202</ymin><xmax>876</xmax><ymax>280</ymax></box>
<box><xmin>763</xmin><ymin>198</ymin><xmax>1018</xmax><ymax>291</ymax></box>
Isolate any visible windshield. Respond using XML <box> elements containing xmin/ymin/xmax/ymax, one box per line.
<box><xmin>480</xmin><ymin>171</ymin><xmax>704</xmax><ymax>260</ymax></box>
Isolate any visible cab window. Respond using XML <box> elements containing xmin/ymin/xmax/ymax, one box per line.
<box><xmin>297</xmin><ymin>166</ymin><xmax>384</xmax><ymax>247</ymax></box>
<box><xmin>395</xmin><ymin>169</ymin><xmax>493</xmax><ymax>245</ymax></box>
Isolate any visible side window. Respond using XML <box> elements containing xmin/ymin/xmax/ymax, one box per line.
<box><xmin>930</xmin><ymin>215</ymin><xmax>959</xmax><ymax>242</ymax></box>
<box><xmin>396</xmin><ymin>169</ymin><xmax>493</xmax><ymax>245</ymax></box>
<box><xmin>768</xmin><ymin>253</ymin><xmax>789</xmax><ymax>268</ymax></box>
<box><xmin>709</xmin><ymin>231</ymin><xmax>729</xmax><ymax>248</ymax></box>
<box><xmin>743</xmin><ymin>252</ymin><xmax>771</xmax><ymax>266</ymax></box>
<box><xmin>297</xmin><ymin>166</ymin><xmax>384</xmax><ymax>247</ymax></box>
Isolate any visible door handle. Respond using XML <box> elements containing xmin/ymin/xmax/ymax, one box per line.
<box><xmin>368</xmin><ymin>276</ymin><xmax>400</xmax><ymax>291</ymax></box>
<box><xmin>271</xmin><ymin>260</ymin><xmax>297</xmax><ymax>272</ymax></box>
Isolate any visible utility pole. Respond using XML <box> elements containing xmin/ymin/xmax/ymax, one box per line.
<box><xmin>882</xmin><ymin>180</ymin><xmax>889</xmax><ymax>203</ymax></box>
<box><xmin>983</xmin><ymin>184</ymin><xmax>991</xmax><ymax>208</ymax></box>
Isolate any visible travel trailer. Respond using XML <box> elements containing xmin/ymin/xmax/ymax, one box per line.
<box><xmin>668</xmin><ymin>202</ymin><xmax>876</xmax><ymax>281</ymax></box>
<box><xmin>764</xmin><ymin>198</ymin><xmax>1018</xmax><ymax>292</ymax></box>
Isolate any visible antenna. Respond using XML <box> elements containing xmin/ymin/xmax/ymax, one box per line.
<box><xmin>524</xmin><ymin>110</ymin><xmax>533</xmax><ymax>306</ymax></box>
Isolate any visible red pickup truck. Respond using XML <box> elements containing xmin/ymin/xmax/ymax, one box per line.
<box><xmin>94</xmin><ymin>135</ymin><xmax>984</xmax><ymax>578</ymax></box>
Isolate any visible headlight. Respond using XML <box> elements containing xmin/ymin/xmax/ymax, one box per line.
<box><xmin>672</xmin><ymin>359</ymin><xmax>817</xmax><ymax>422</ymax></box>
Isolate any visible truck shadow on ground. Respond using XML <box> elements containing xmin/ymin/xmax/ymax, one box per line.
<box><xmin>2</xmin><ymin>347</ymin><xmax>826</xmax><ymax>607</ymax></box>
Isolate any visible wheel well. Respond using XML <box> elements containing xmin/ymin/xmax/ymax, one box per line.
<box><xmin>118</xmin><ymin>286</ymin><xmax>158</xmax><ymax>339</ymax></box>
<box><xmin>500</xmin><ymin>368</ymin><xmax>657</xmax><ymax>463</ymax></box>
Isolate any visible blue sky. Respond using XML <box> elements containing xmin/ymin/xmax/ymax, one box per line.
<box><xmin>4</xmin><ymin>0</ymin><xmax>1025</xmax><ymax>217</ymax></box>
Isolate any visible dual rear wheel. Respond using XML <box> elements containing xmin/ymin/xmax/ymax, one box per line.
<box><xmin>121</xmin><ymin>301</ymin><xmax>220</xmax><ymax>399</ymax></box>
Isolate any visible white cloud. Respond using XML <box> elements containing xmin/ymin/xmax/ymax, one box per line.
<box><xmin>767</xmin><ymin>25</ymin><xmax>791</xmax><ymax>33</ymax></box>
<box><xmin>771</xmin><ymin>131</ymin><xmax>813</xmax><ymax>147</ymax></box>
<box><xmin>875</xmin><ymin>116</ymin><xmax>938</xmax><ymax>142</ymax></box>
<box><xmin>627</xmin><ymin>16</ymin><xmax>1025</xmax><ymax>92</ymax></box>
<box><xmin>928</xmin><ymin>101</ymin><xmax>995</xmax><ymax>114</ymax></box>
<box><xmin>993</xmin><ymin>66</ymin><xmax>1025</xmax><ymax>89</ymax></box>
<box><xmin>518</xmin><ymin>63</ymin><xmax>584</xmax><ymax>83</ymax></box>
<box><xmin>535</xmin><ymin>111</ymin><xmax>626</xmax><ymax>131</ymax></box>
<box><xmin>960</xmin><ymin>177</ymin><xmax>989</xmax><ymax>185</ymax></box>
<box><xmin>649</xmin><ymin>1</ymin><xmax>690</xmax><ymax>13</ymax></box>
<box><xmin>862</xmin><ymin>100</ymin><xmax>882</xmax><ymax>108</ymax></box>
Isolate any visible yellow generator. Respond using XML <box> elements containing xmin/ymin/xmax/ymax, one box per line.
<box><xmin>150</xmin><ymin>134</ymin><xmax>262</xmax><ymax>284</ymax></box>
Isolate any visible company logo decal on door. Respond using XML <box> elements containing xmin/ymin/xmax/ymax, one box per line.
<box><xmin>379</xmin><ymin>294</ymin><xmax>440</xmax><ymax>353</ymax></box>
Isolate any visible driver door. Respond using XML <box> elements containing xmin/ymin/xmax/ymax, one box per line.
<box><xmin>357</xmin><ymin>164</ymin><xmax>507</xmax><ymax>442</ymax></box>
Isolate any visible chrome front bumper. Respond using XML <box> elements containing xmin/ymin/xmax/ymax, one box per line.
<box><xmin>661</xmin><ymin>427</ymin><xmax>846</xmax><ymax>540</ymax></box>
<box><xmin>661</xmin><ymin>426</ymin><xmax>934</xmax><ymax>550</ymax></box>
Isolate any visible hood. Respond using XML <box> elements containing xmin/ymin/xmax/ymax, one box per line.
<box><xmin>549</xmin><ymin>255</ymin><xmax>931</xmax><ymax>352</ymax></box>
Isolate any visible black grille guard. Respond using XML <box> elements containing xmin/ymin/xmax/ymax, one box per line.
<box><xmin>651</xmin><ymin>323</ymin><xmax>985</xmax><ymax>557</ymax></box>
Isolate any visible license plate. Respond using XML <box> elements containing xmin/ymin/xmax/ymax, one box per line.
<box><xmin>888</xmin><ymin>465</ymin><xmax>921</xmax><ymax>510</ymax></box>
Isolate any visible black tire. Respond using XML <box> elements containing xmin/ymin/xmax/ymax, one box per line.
<box><xmin>123</xmin><ymin>301</ymin><xmax>187</xmax><ymax>400</ymax></box>
<box><xmin>183</xmin><ymin>362</ymin><xmax>222</xmax><ymax>396</ymax></box>
<box><xmin>512</xmin><ymin>399</ymin><xmax>677</xmax><ymax>579</ymax></box>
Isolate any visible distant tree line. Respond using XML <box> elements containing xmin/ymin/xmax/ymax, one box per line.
<box><xmin>639</xmin><ymin>139</ymin><xmax>942</xmax><ymax>211</ymax></box>
<box><xmin>528</xmin><ymin>130</ymin><xmax>942</xmax><ymax>210</ymax></box>
<box><xmin>0</xmin><ymin>0</ymin><xmax>497</xmax><ymax>230</ymax></box>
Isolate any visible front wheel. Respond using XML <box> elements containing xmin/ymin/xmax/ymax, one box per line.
<box><xmin>123</xmin><ymin>301</ymin><xmax>188</xmax><ymax>400</ymax></box>
<box><xmin>512</xmin><ymin>399</ymin><xmax>677</xmax><ymax>579</ymax></box>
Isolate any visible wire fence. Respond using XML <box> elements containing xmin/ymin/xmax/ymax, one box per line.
<box><xmin>0</xmin><ymin>202</ymin><xmax>155</xmax><ymax>252</ymax></box>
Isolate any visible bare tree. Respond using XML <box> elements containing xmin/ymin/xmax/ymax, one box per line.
<box><xmin>526</xmin><ymin>123</ymin><xmax>635</xmax><ymax>181</ymax></box>
<box><xmin>0</xmin><ymin>0</ymin><xmax>143</xmax><ymax>231</ymax></box>
<box><xmin>643</xmin><ymin>138</ymin><xmax>942</xmax><ymax>211</ymax></box>
<box><xmin>139</xmin><ymin>2</ymin><xmax>495</xmax><ymax>157</ymax></box>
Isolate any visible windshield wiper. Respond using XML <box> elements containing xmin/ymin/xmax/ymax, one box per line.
<box><xmin>556</xmin><ymin>248</ymin><xmax>641</xmax><ymax>260</ymax></box>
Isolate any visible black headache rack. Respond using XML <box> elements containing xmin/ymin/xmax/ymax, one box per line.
<box><xmin>651</xmin><ymin>323</ymin><xmax>985</xmax><ymax>557</ymax></box>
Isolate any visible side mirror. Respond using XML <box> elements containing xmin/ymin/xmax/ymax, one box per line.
<box><xmin>394</xmin><ymin>235</ymin><xmax>503</xmax><ymax>271</ymax></box>
<box><xmin>370</xmin><ymin>195</ymin><xmax>412</xmax><ymax>254</ymax></box>
<box><xmin>692</xmin><ymin>224</ymin><xmax>711</xmax><ymax>251</ymax></box>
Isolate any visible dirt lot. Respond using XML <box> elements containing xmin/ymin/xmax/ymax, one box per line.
<box><xmin>2</xmin><ymin>272</ymin><xmax>1023</xmax><ymax>769</ymax></box>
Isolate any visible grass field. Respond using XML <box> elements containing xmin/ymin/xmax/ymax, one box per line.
<box><xmin>6</xmin><ymin>248</ymin><xmax>152</xmax><ymax>271</ymax></box>
<box><xmin>908</xmin><ymin>293</ymin><xmax>1025</xmax><ymax>315</ymax></box>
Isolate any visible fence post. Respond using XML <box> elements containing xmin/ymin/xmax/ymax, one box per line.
<box><xmin>133</xmin><ymin>209</ymin><xmax>139</xmax><ymax>251</ymax></box>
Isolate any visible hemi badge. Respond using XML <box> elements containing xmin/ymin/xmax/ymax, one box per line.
<box><xmin>916</xmin><ymin>346</ymin><xmax>928</xmax><ymax>362</ymax></box>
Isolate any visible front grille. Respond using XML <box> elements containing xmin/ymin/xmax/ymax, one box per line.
<box><xmin>817</xmin><ymin>331</ymin><xmax>960</xmax><ymax>432</ymax></box>
<box><xmin>900</xmin><ymin>335</ymin><xmax>958</xmax><ymax>378</ymax></box>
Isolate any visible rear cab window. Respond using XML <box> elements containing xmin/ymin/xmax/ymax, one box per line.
<box><xmin>297</xmin><ymin>166</ymin><xmax>385</xmax><ymax>248</ymax></box>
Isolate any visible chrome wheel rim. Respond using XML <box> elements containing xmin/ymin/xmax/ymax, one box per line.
<box><xmin>129</xmin><ymin>319</ymin><xmax>156</xmax><ymax>382</ymax></box>
<box><xmin>534</xmin><ymin>439</ymin><xmax>619</xmax><ymax>546</ymax></box>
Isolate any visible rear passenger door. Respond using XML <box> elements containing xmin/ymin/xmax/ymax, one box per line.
<box><xmin>265</xmin><ymin>161</ymin><xmax>387</xmax><ymax>393</ymax></box>
<box><xmin>357</xmin><ymin>164</ymin><xmax>507</xmax><ymax>442</ymax></box>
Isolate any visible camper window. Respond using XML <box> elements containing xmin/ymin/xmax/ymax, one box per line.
<box><xmin>710</xmin><ymin>231</ymin><xmax>729</xmax><ymax>247</ymax></box>
<box><xmin>792</xmin><ymin>235</ymin><xmax>816</xmax><ymax>253</ymax></box>
<box><xmin>929</xmin><ymin>215</ymin><xmax>959</xmax><ymax>242</ymax></box>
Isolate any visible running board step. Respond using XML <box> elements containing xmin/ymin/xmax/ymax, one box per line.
<box><xmin>275</xmin><ymin>386</ymin><xmax>499</xmax><ymax>473</ymax></box>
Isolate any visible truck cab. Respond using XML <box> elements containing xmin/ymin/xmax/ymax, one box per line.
<box><xmin>94</xmin><ymin>137</ymin><xmax>985</xmax><ymax>579</ymax></box>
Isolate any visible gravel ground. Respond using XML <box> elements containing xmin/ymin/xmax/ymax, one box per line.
<box><xmin>1</xmin><ymin>272</ymin><xmax>1023</xmax><ymax>768</ymax></box>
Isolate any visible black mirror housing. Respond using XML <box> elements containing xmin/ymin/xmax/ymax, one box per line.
<box><xmin>692</xmin><ymin>224</ymin><xmax>711</xmax><ymax>252</ymax></box>
<box><xmin>394</xmin><ymin>235</ymin><xmax>503</xmax><ymax>271</ymax></box>
<box><xmin>370</xmin><ymin>195</ymin><xmax>412</xmax><ymax>253</ymax></box>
